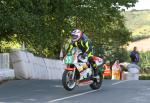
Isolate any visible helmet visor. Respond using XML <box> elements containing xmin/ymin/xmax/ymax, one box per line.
<box><xmin>72</xmin><ymin>35</ymin><xmax>78</xmax><ymax>39</ymax></box>
<box><xmin>71</xmin><ymin>29</ymin><xmax>82</xmax><ymax>41</ymax></box>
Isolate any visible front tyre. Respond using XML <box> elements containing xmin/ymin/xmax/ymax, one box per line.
<box><xmin>90</xmin><ymin>73</ymin><xmax>103</xmax><ymax>90</ymax></box>
<box><xmin>62</xmin><ymin>70</ymin><xmax>76</xmax><ymax>91</ymax></box>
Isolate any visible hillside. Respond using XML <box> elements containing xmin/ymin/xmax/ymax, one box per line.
<box><xmin>127</xmin><ymin>37</ymin><xmax>150</xmax><ymax>51</ymax></box>
<box><xmin>124</xmin><ymin>10</ymin><xmax>150</xmax><ymax>36</ymax></box>
<box><xmin>124</xmin><ymin>10</ymin><xmax>150</xmax><ymax>51</ymax></box>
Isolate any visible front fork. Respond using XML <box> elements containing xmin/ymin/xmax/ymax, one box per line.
<box><xmin>66</xmin><ymin>65</ymin><xmax>76</xmax><ymax>80</ymax></box>
<box><xmin>72</xmin><ymin>68</ymin><xmax>76</xmax><ymax>80</ymax></box>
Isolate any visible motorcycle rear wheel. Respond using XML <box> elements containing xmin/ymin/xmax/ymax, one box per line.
<box><xmin>90</xmin><ymin>73</ymin><xmax>103</xmax><ymax>90</ymax></box>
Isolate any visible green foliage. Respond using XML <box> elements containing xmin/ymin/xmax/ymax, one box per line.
<box><xmin>0</xmin><ymin>0</ymin><xmax>137</xmax><ymax>58</ymax></box>
<box><xmin>132</xmin><ymin>35</ymin><xmax>150</xmax><ymax>42</ymax></box>
<box><xmin>98</xmin><ymin>46</ymin><xmax>129</xmax><ymax>64</ymax></box>
<box><xmin>124</xmin><ymin>10</ymin><xmax>150</xmax><ymax>36</ymax></box>
<box><xmin>0</xmin><ymin>34</ymin><xmax>21</xmax><ymax>53</ymax></box>
<box><xmin>139</xmin><ymin>75</ymin><xmax>150</xmax><ymax>80</ymax></box>
<box><xmin>139</xmin><ymin>51</ymin><xmax>150</xmax><ymax>70</ymax></box>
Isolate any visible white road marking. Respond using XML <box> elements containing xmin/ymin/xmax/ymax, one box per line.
<box><xmin>49</xmin><ymin>80</ymin><xmax>130</xmax><ymax>103</ymax></box>
<box><xmin>48</xmin><ymin>89</ymin><xmax>101</xmax><ymax>103</ymax></box>
<box><xmin>54</xmin><ymin>85</ymin><xmax>63</xmax><ymax>88</ymax></box>
<box><xmin>112</xmin><ymin>80</ymin><xmax>131</xmax><ymax>86</ymax></box>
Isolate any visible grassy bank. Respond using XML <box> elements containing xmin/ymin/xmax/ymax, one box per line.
<box><xmin>138</xmin><ymin>51</ymin><xmax>150</xmax><ymax>80</ymax></box>
<box><xmin>139</xmin><ymin>51</ymin><xmax>150</xmax><ymax>70</ymax></box>
<box><xmin>139</xmin><ymin>74</ymin><xmax>150</xmax><ymax>80</ymax></box>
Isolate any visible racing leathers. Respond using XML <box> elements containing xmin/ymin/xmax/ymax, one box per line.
<box><xmin>67</xmin><ymin>33</ymin><xmax>97</xmax><ymax>77</ymax></box>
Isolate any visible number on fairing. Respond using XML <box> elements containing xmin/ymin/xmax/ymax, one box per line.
<box><xmin>64</xmin><ymin>55</ymin><xmax>73</xmax><ymax>64</ymax></box>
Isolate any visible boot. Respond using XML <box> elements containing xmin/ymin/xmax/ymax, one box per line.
<box><xmin>93</xmin><ymin>69</ymin><xmax>99</xmax><ymax>78</ymax></box>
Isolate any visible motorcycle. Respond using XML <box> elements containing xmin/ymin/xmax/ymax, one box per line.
<box><xmin>62</xmin><ymin>48</ymin><xmax>104</xmax><ymax>91</ymax></box>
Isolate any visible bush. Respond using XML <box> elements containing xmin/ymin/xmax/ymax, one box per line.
<box><xmin>139</xmin><ymin>74</ymin><xmax>150</xmax><ymax>80</ymax></box>
<box><xmin>139</xmin><ymin>52</ymin><xmax>150</xmax><ymax>70</ymax></box>
<box><xmin>132</xmin><ymin>35</ymin><xmax>150</xmax><ymax>42</ymax></box>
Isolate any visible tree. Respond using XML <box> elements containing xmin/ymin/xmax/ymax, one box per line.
<box><xmin>0</xmin><ymin>0</ymin><xmax>137</xmax><ymax>59</ymax></box>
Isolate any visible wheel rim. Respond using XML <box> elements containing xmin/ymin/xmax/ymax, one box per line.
<box><xmin>93</xmin><ymin>75</ymin><xmax>101</xmax><ymax>85</ymax></box>
<box><xmin>66</xmin><ymin>71</ymin><xmax>76</xmax><ymax>89</ymax></box>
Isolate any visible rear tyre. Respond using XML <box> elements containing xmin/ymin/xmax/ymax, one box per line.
<box><xmin>62</xmin><ymin>70</ymin><xmax>76</xmax><ymax>91</ymax></box>
<box><xmin>90</xmin><ymin>72</ymin><xmax>103</xmax><ymax>90</ymax></box>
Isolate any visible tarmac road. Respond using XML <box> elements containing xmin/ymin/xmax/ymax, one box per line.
<box><xmin>0</xmin><ymin>80</ymin><xmax>150</xmax><ymax>103</ymax></box>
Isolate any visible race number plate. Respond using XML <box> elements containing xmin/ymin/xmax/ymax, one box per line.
<box><xmin>64</xmin><ymin>55</ymin><xmax>73</xmax><ymax>64</ymax></box>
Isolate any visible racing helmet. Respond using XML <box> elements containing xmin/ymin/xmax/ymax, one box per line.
<box><xmin>71</xmin><ymin>29</ymin><xmax>82</xmax><ymax>41</ymax></box>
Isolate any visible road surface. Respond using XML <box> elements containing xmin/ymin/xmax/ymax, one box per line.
<box><xmin>0</xmin><ymin>80</ymin><xmax>150</xmax><ymax>103</ymax></box>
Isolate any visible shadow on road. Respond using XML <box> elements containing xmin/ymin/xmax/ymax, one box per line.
<box><xmin>0</xmin><ymin>80</ymin><xmax>104</xmax><ymax>103</ymax></box>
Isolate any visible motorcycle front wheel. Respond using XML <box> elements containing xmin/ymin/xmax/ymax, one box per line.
<box><xmin>62</xmin><ymin>70</ymin><xmax>76</xmax><ymax>91</ymax></box>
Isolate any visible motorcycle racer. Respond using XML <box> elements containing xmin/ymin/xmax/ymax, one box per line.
<box><xmin>67</xmin><ymin>29</ymin><xmax>98</xmax><ymax>78</ymax></box>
